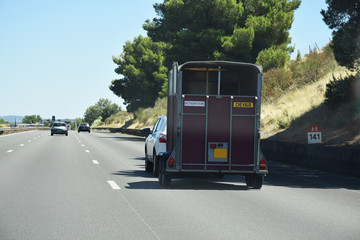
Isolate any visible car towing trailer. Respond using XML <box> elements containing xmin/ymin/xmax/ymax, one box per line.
<box><xmin>158</xmin><ymin>61</ymin><xmax>268</xmax><ymax>188</ymax></box>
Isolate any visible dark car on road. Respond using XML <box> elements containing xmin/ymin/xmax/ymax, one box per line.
<box><xmin>78</xmin><ymin>122</ymin><xmax>90</xmax><ymax>133</ymax></box>
<box><xmin>51</xmin><ymin>121</ymin><xmax>68</xmax><ymax>136</ymax></box>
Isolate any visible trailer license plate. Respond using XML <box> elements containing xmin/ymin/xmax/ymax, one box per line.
<box><xmin>214</xmin><ymin>148</ymin><xmax>227</xmax><ymax>158</ymax></box>
<box><xmin>233</xmin><ymin>102</ymin><xmax>253</xmax><ymax>108</ymax></box>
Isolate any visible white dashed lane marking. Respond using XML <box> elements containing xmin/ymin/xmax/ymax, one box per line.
<box><xmin>107</xmin><ymin>180</ymin><xmax>121</xmax><ymax>190</ymax></box>
<box><xmin>7</xmin><ymin>150</ymin><xmax>13</xmax><ymax>153</ymax></box>
<box><xmin>92</xmin><ymin>160</ymin><xmax>99</xmax><ymax>165</ymax></box>
<box><xmin>86</xmin><ymin>150</ymin><xmax>90</xmax><ymax>153</ymax></box>
<box><xmin>20</xmin><ymin>144</ymin><xmax>24</xmax><ymax>147</ymax></box>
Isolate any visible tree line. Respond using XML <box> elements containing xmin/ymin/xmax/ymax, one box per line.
<box><xmin>110</xmin><ymin>0</ymin><xmax>301</xmax><ymax>112</ymax></box>
<box><xmin>110</xmin><ymin>0</ymin><xmax>359</xmax><ymax>113</ymax></box>
<box><xmin>83</xmin><ymin>98</ymin><xmax>121</xmax><ymax>125</ymax></box>
<box><xmin>19</xmin><ymin>99</ymin><xmax>122</xmax><ymax>127</ymax></box>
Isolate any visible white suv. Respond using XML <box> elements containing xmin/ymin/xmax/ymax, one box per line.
<box><xmin>145</xmin><ymin>115</ymin><xmax>167</xmax><ymax>176</ymax></box>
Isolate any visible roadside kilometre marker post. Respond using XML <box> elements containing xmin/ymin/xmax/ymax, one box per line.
<box><xmin>308</xmin><ymin>125</ymin><xmax>322</xmax><ymax>144</ymax></box>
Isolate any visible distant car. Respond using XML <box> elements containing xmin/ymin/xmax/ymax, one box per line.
<box><xmin>78</xmin><ymin>122</ymin><xmax>90</xmax><ymax>133</ymax></box>
<box><xmin>145</xmin><ymin>115</ymin><xmax>167</xmax><ymax>176</ymax></box>
<box><xmin>51</xmin><ymin>121</ymin><xmax>68</xmax><ymax>136</ymax></box>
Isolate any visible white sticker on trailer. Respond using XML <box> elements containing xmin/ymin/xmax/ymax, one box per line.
<box><xmin>184</xmin><ymin>101</ymin><xmax>205</xmax><ymax>107</ymax></box>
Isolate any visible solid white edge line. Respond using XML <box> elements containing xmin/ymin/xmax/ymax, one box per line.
<box><xmin>107</xmin><ymin>180</ymin><xmax>121</xmax><ymax>190</ymax></box>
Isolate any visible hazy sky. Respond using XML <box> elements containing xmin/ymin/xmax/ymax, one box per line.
<box><xmin>0</xmin><ymin>0</ymin><xmax>332</xmax><ymax>119</ymax></box>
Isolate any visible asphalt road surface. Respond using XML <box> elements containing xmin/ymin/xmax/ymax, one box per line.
<box><xmin>1</xmin><ymin>130</ymin><xmax>359</xmax><ymax>240</ymax></box>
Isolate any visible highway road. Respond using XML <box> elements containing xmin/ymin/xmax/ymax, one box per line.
<box><xmin>1</xmin><ymin>130</ymin><xmax>359</xmax><ymax>240</ymax></box>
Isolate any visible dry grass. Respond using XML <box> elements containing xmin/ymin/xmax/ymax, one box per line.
<box><xmin>101</xmin><ymin>111</ymin><xmax>134</xmax><ymax>128</ymax></box>
<box><xmin>129</xmin><ymin>98</ymin><xmax>167</xmax><ymax>129</ymax></box>
<box><xmin>261</xmin><ymin>66</ymin><xmax>350</xmax><ymax>138</ymax></box>
<box><xmin>100</xmin><ymin>98</ymin><xmax>167</xmax><ymax>129</ymax></box>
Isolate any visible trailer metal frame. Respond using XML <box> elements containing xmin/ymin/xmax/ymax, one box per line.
<box><xmin>159</xmin><ymin>61</ymin><xmax>267</xmax><ymax>188</ymax></box>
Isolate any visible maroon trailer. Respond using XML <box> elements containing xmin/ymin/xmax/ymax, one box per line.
<box><xmin>158</xmin><ymin>61</ymin><xmax>268</xmax><ymax>189</ymax></box>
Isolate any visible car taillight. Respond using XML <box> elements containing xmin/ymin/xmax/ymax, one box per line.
<box><xmin>260</xmin><ymin>158</ymin><xmax>267</xmax><ymax>170</ymax></box>
<box><xmin>168</xmin><ymin>156</ymin><xmax>175</xmax><ymax>168</ymax></box>
<box><xmin>159</xmin><ymin>134</ymin><xmax>167</xmax><ymax>143</ymax></box>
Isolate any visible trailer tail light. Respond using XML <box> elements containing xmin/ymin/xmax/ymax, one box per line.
<box><xmin>210</xmin><ymin>144</ymin><xmax>216</xmax><ymax>149</ymax></box>
<box><xmin>159</xmin><ymin>134</ymin><xmax>167</xmax><ymax>143</ymax></box>
<box><xmin>260</xmin><ymin>158</ymin><xmax>267</xmax><ymax>170</ymax></box>
<box><xmin>168</xmin><ymin>156</ymin><xmax>175</xmax><ymax>168</ymax></box>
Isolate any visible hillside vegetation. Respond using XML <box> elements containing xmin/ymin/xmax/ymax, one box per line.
<box><xmin>100</xmin><ymin>98</ymin><xmax>167</xmax><ymax>129</ymax></box>
<box><xmin>100</xmin><ymin>45</ymin><xmax>360</xmax><ymax>147</ymax></box>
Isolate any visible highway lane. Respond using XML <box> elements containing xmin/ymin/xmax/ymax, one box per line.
<box><xmin>1</xmin><ymin>130</ymin><xmax>359</xmax><ymax>240</ymax></box>
<box><xmin>0</xmin><ymin>131</ymin><xmax>160</xmax><ymax>240</ymax></box>
<box><xmin>0</xmin><ymin>130</ymin><xmax>43</xmax><ymax>153</ymax></box>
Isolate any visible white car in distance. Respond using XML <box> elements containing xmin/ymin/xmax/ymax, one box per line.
<box><xmin>145</xmin><ymin>115</ymin><xmax>167</xmax><ymax>176</ymax></box>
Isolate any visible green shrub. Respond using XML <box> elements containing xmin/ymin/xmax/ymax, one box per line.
<box><xmin>263</xmin><ymin>68</ymin><xmax>293</xmax><ymax>100</ymax></box>
<box><xmin>256</xmin><ymin>47</ymin><xmax>290</xmax><ymax>72</ymax></box>
<box><xmin>91</xmin><ymin>118</ymin><xmax>103</xmax><ymax>128</ymax></box>
<box><xmin>324</xmin><ymin>74</ymin><xmax>355</xmax><ymax>109</ymax></box>
<box><xmin>291</xmin><ymin>45</ymin><xmax>337</xmax><ymax>86</ymax></box>
<box><xmin>276</xmin><ymin>109</ymin><xmax>295</xmax><ymax>129</ymax></box>
<box><xmin>262</xmin><ymin>44</ymin><xmax>338</xmax><ymax>103</ymax></box>
<box><xmin>277</xmin><ymin>118</ymin><xmax>290</xmax><ymax>129</ymax></box>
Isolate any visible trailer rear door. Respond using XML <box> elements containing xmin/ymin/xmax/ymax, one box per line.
<box><xmin>182</xmin><ymin>95</ymin><xmax>256</xmax><ymax>171</ymax></box>
<box><xmin>178</xmin><ymin>62</ymin><xmax>261</xmax><ymax>173</ymax></box>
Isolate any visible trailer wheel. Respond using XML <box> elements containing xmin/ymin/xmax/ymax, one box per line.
<box><xmin>246</xmin><ymin>174</ymin><xmax>263</xmax><ymax>189</ymax></box>
<box><xmin>253</xmin><ymin>175</ymin><xmax>264</xmax><ymax>189</ymax></box>
<box><xmin>245</xmin><ymin>175</ymin><xmax>255</xmax><ymax>188</ymax></box>
<box><xmin>158</xmin><ymin>153</ymin><xmax>171</xmax><ymax>187</ymax></box>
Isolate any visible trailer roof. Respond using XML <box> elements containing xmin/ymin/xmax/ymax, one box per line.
<box><xmin>178</xmin><ymin>61</ymin><xmax>262</xmax><ymax>73</ymax></box>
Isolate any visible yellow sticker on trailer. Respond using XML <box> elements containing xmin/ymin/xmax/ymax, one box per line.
<box><xmin>233</xmin><ymin>102</ymin><xmax>253</xmax><ymax>108</ymax></box>
<box><xmin>214</xmin><ymin>148</ymin><xmax>227</xmax><ymax>158</ymax></box>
